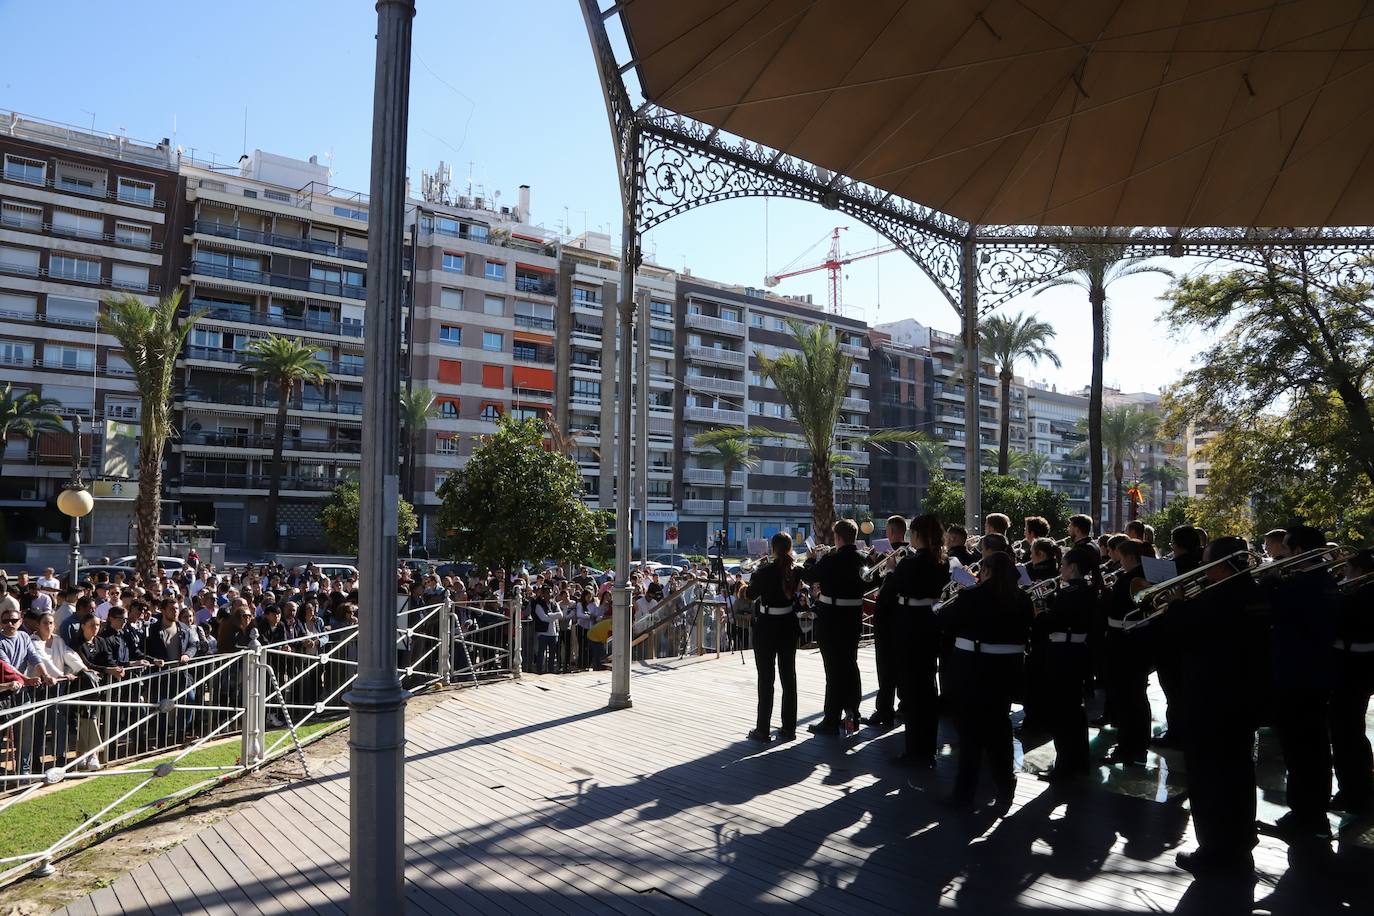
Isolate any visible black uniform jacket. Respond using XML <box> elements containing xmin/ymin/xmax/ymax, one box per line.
<box><xmin>1177</xmin><ymin>571</ymin><xmax>1270</xmax><ymax>733</ymax></box>
<box><xmin>1106</xmin><ymin>567</ymin><xmax>1149</xmax><ymax>636</ymax></box>
<box><xmin>747</xmin><ymin>559</ymin><xmax>797</xmax><ymax>612</ymax></box>
<box><xmin>938</xmin><ymin>584</ymin><xmax>1033</xmax><ymax>651</ymax></box>
<box><xmin>1034</xmin><ymin>578</ymin><xmax>1094</xmax><ymax>644</ymax></box>
<box><xmin>799</xmin><ymin>544</ymin><xmax>869</xmax><ymax>604</ymax></box>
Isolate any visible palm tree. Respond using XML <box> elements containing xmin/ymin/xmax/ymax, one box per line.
<box><xmin>1140</xmin><ymin>462</ymin><xmax>1185</xmax><ymax>514</ymax></box>
<box><xmin>1078</xmin><ymin>406</ymin><xmax>1159</xmax><ymax>531</ymax></box>
<box><xmin>0</xmin><ymin>384</ymin><xmax>64</xmax><ymax>463</ymax></box>
<box><xmin>1036</xmin><ymin>229</ymin><xmax>1173</xmax><ymax>533</ymax></box>
<box><xmin>976</xmin><ymin>313</ymin><xmax>1060</xmax><ymax>475</ymax></box>
<box><xmin>99</xmin><ymin>291</ymin><xmax>205</xmax><ymax>579</ymax></box>
<box><xmin>1018</xmin><ymin>450</ymin><xmax>1052</xmax><ymax>486</ymax></box>
<box><xmin>702</xmin><ymin>437</ymin><xmax>758</xmax><ymax>551</ymax></box>
<box><xmin>696</xmin><ymin>320</ymin><xmax>928</xmax><ymax>543</ymax></box>
<box><xmin>242</xmin><ymin>335</ymin><xmax>327</xmax><ymax>552</ymax></box>
<box><xmin>400</xmin><ymin>386</ymin><xmax>439</xmax><ymax>504</ymax></box>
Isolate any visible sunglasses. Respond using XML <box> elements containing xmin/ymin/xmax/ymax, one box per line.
<box><xmin>1</xmin><ymin>617</ymin><xmax>20</xmax><ymax>624</ymax></box>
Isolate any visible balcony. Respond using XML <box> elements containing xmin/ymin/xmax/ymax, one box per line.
<box><xmin>3</xmin><ymin>170</ymin><xmax>165</xmax><ymax>209</ymax></box>
<box><xmin>189</xmin><ymin>220</ymin><xmax>367</xmax><ymax>262</ymax></box>
<box><xmin>684</xmin><ymin>405</ymin><xmax>746</xmax><ymax>425</ymax></box>
<box><xmin>179</xmin><ymin>431</ymin><xmax>362</xmax><ymax>454</ymax></box>
<box><xmin>179</xmin><ymin>389</ymin><xmax>364</xmax><ymax>417</ymax></box>
<box><xmin>849</xmin><ymin>371</ymin><xmax>869</xmax><ymax>386</ymax></box>
<box><xmin>682</xmin><ymin>498</ymin><xmax>745</xmax><ymax>515</ymax></box>
<box><xmin>842</xmin><ymin>396</ymin><xmax>870</xmax><ymax>413</ymax></box>
<box><xmin>0</xmin><ymin>260</ymin><xmax>161</xmax><ymax>292</ymax></box>
<box><xmin>684</xmin><ymin>312</ymin><xmax>746</xmax><ymax>337</ymax></box>
<box><xmin>684</xmin><ymin>374</ymin><xmax>746</xmax><ymax>397</ymax></box>
<box><xmin>514</xmin><ymin>314</ymin><xmax>555</xmax><ymax>332</ymax></box>
<box><xmin>513</xmin><ymin>345</ymin><xmax>555</xmax><ymax>365</ymax></box>
<box><xmin>685</xmin><ymin>345</ymin><xmax>745</xmax><ymax>367</ymax></box>
<box><xmin>839</xmin><ymin>342</ymin><xmax>868</xmax><ymax>359</ymax></box>
<box><xmin>192</xmin><ymin>300</ymin><xmax>361</xmax><ymax>338</ymax></box>
<box><xmin>682</xmin><ymin>467</ymin><xmax>732</xmax><ymax>485</ymax></box>
<box><xmin>174</xmin><ymin>472</ymin><xmax>345</xmax><ymax>493</ymax></box>
<box><xmin>0</xmin><ymin>213</ymin><xmax>164</xmax><ymax>251</ymax></box>
<box><xmin>514</xmin><ymin>274</ymin><xmax>556</xmax><ymax>296</ymax></box>
<box><xmin>188</xmin><ymin>259</ymin><xmax>366</xmax><ymax>300</ymax></box>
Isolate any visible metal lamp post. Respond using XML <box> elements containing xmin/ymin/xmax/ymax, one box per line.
<box><xmin>55</xmin><ymin>416</ymin><xmax>94</xmax><ymax>589</ymax></box>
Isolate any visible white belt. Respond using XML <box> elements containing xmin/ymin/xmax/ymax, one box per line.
<box><xmin>763</xmin><ymin>606</ymin><xmax>794</xmax><ymax>616</ymax></box>
<box><xmin>1106</xmin><ymin>618</ymin><xmax>1126</xmax><ymax>629</ymax></box>
<box><xmin>818</xmin><ymin>596</ymin><xmax>863</xmax><ymax>607</ymax></box>
<box><xmin>1334</xmin><ymin>640</ymin><xmax>1374</xmax><ymax>653</ymax></box>
<box><xmin>954</xmin><ymin>637</ymin><xmax>1024</xmax><ymax>655</ymax></box>
<box><xmin>897</xmin><ymin>596</ymin><xmax>935</xmax><ymax>607</ymax></box>
<box><xmin>1048</xmin><ymin>632</ymin><xmax>1088</xmax><ymax>644</ymax></box>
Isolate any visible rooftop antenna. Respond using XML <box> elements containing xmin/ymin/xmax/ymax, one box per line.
<box><xmin>80</xmin><ymin>109</ymin><xmax>96</xmax><ymax>133</ymax></box>
<box><xmin>242</xmin><ymin>106</ymin><xmax>248</xmax><ymax>156</ymax></box>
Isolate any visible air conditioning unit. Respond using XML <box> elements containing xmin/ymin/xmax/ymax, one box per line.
<box><xmin>20</xmin><ymin>489</ymin><xmax>37</xmax><ymax>501</ymax></box>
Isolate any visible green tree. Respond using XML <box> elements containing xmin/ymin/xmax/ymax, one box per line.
<box><xmin>400</xmin><ymin>386</ymin><xmax>440</xmax><ymax>504</ymax></box>
<box><xmin>1036</xmin><ymin>229</ymin><xmax>1174</xmax><ymax>533</ymax></box>
<box><xmin>703</xmin><ymin>436</ymin><xmax>758</xmax><ymax>549</ymax></box>
<box><xmin>974</xmin><ymin>312</ymin><xmax>1060</xmax><ymax>474</ymax></box>
<box><xmin>696</xmin><ymin>320</ymin><xmax>927</xmax><ymax>543</ymax></box>
<box><xmin>318</xmin><ymin>480</ymin><xmax>418</xmax><ymax>556</ymax></box>
<box><xmin>923</xmin><ymin>473</ymin><xmax>1070</xmax><ymax>535</ymax></box>
<box><xmin>241</xmin><ymin>335</ymin><xmax>327</xmax><ymax>551</ymax></box>
<box><xmin>0</xmin><ymin>383</ymin><xmax>63</xmax><ymax>462</ymax></box>
<box><xmin>1018</xmin><ymin>450</ymin><xmax>1052</xmax><ymax>486</ymax></box>
<box><xmin>1140</xmin><ymin>462</ymin><xmax>1185</xmax><ymax>514</ymax></box>
<box><xmin>1143</xmin><ymin>494</ymin><xmax>1197</xmax><ymax>539</ymax></box>
<box><xmin>100</xmin><ymin>291</ymin><xmax>205</xmax><ymax>579</ymax></box>
<box><xmin>438</xmin><ymin>416</ymin><xmax>609</xmax><ymax>575</ymax></box>
<box><xmin>1075</xmin><ymin>406</ymin><xmax>1158</xmax><ymax>532</ymax></box>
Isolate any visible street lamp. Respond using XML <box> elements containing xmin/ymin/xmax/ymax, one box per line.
<box><xmin>55</xmin><ymin>416</ymin><xmax>93</xmax><ymax>589</ymax></box>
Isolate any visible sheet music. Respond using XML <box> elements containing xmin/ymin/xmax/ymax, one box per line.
<box><xmin>870</xmin><ymin>538</ymin><xmax>892</xmax><ymax>554</ymax></box>
<box><xmin>1141</xmin><ymin>556</ymin><xmax>1178</xmax><ymax>584</ymax></box>
<box><xmin>951</xmin><ymin>562</ymin><xmax>978</xmax><ymax>587</ymax></box>
<box><xmin>1016</xmin><ymin>564</ymin><xmax>1033</xmax><ymax>587</ymax></box>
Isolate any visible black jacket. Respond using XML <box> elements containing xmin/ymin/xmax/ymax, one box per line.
<box><xmin>938</xmin><ymin>583</ymin><xmax>1033</xmax><ymax>651</ymax></box>
<box><xmin>147</xmin><ymin>618</ymin><xmax>197</xmax><ymax>662</ymax></box>
<box><xmin>889</xmin><ymin>548</ymin><xmax>950</xmax><ymax>603</ymax></box>
<box><xmin>747</xmin><ymin>559</ymin><xmax>797</xmax><ymax>610</ymax></box>
<box><xmin>798</xmin><ymin>544</ymin><xmax>869</xmax><ymax>603</ymax></box>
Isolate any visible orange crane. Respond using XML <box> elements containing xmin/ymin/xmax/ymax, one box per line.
<box><xmin>764</xmin><ymin>226</ymin><xmax>897</xmax><ymax>315</ymax></box>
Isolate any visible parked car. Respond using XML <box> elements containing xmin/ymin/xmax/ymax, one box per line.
<box><xmin>65</xmin><ymin>564</ymin><xmax>138</xmax><ymax>584</ymax></box>
<box><xmin>650</xmin><ymin>553</ymin><xmax>695</xmax><ymax>568</ymax></box>
<box><xmin>113</xmin><ymin>555</ymin><xmax>186</xmax><ymax>572</ymax></box>
<box><xmin>313</xmin><ymin>563</ymin><xmax>359</xmax><ymax>582</ymax></box>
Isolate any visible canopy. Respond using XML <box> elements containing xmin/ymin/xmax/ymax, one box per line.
<box><xmin>619</xmin><ymin>0</ymin><xmax>1374</xmax><ymax>227</ymax></box>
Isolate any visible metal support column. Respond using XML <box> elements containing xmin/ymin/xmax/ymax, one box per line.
<box><xmin>637</xmin><ymin>289</ymin><xmax>650</xmax><ymax>566</ymax></box>
<box><xmin>960</xmin><ymin>232</ymin><xmax>981</xmax><ymax>534</ymax></box>
<box><xmin>347</xmin><ymin>1</ymin><xmax>415</xmax><ymax>911</ymax></box>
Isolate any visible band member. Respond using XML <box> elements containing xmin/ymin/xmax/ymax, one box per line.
<box><xmin>1125</xmin><ymin>521</ymin><xmax>1155</xmax><ymax>557</ymax></box>
<box><xmin>1024</xmin><ymin>538</ymin><xmax>1061</xmax><ymax>582</ymax></box>
<box><xmin>1153</xmin><ymin>525</ymin><xmax>1204</xmax><ymax>748</ymax></box>
<box><xmin>984</xmin><ymin>513</ymin><xmax>1011</xmax><ymax>539</ymax></box>
<box><xmin>1067</xmin><ymin>514</ymin><xmax>1094</xmax><ymax>548</ymax></box>
<box><xmin>864</xmin><ymin>515</ymin><xmax>909</xmax><ymax>729</ymax></box>
<box><xmin>1330</xmin><ymin>549</ymin><xmax>1374</xmax><ymax>821</ymax></box>
<box><xmin>887</xmin><ymin>514</ymin><xmax>950</xmax><ymax>766</ymax></box>
<box><xmin>1265</xmin><ymin>525</ymin><xmax>1340</xmax><ymax>839</ymax></box>
<box><xmin>945</xmin><ymin>525</ymin><xmax>977</xmax><ymax>567</ymax></box>
<box><xmin>1021</xmin><ymin>517</ymin><xmax>1051</xmax><ymax>563</ymax></box>
<box><xmin>798</xmin><ymin>519</ymin><xmax>868</xmax><ymax>736</ymax></box>
<box><xmin>978</xmin><ymin>533</ymin><xmax>1013</xmax><ymax>560</ymax></box>
<box><xmin>938</xmin><ymin>551</ymin><xmax>1032</xmax><ymax>812</ymax></box>
<box><xmin>1035</xmin><ymin>545</ymin><xmax>1098</xmax><ymax>782</ymax></box>
<box><xmin>1176</xmin><ymin>536</ymin><xmax>1268</xmax><ymax>875</ymax></box>
<box><xmin>1262</xmin><ymin>528</ymin><xmax>1290</xmax><ymax>561</ymax></box>
<box><xmin>744</xmin><ymin>533</ymin><xmax>802</xmax><ymax>742</ymax></box>
<box><xmin>1103</xmin><ymin>539</ymin><xmax>1151</xmax><ymax>766</ymax></box>
<box><xmin>1021</xmin><ymin>537</ymin><xmax>1064</xmax><ymax>731</ymax></box>
<box><xmin>1170</xmin><ymin>526</ymin><xmax>1204</xmax><ymax>574</ymax></box>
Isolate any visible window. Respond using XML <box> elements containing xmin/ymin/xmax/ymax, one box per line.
<box><xmin>650</xmin><ymin>300</ymin><xmax>671</xmax><ymax>318</ymax></box>
<box><xmin>0</xmin><ymin>292</ymin><xmax>37</xmax><ymax>318</ymax></box>
<box><xmin>333</xmin><ymin>205</ymin><xmax>368</xmax><ymax>221</ymax></box>
<box><xmin>482</xmin><ymin>365</ymin><xmax>504</xmax><ymax>388</ymax></box>
<box><xmin>0</xmin><ymin>341</ymin><xmax>32</xmax><ymax>366</ymax></box>
<box><xmin>437</xmin><ymin>359</ymin><xmax>462</xmax><ymax>384</ymax></box>
<box><xmin>111</xmin><ymin>263</ymin><xmax>149</xmax><ymax>291</ymax></box>
<box><xmin>720</xmin><ymin>307</ymin><xmax>740</xmax><ymax>322</ymax></box>
<box><xmin>435</xmin><ymin>435</ymin><xmax>460</xmax><ymax>455</ymax></box>
<box><xmin>116</xmin><ymin>178</ymin><xmax>155</xmax><ymax>206</ymax></box>
<box><xmin>466</xmin><ymin>223</ymin><xmax>489</xmax><ymax>243</ymax></box>
<box><xmin>439</xmin><ymin>325</ymin><xmax>461</xmax><ymax>344</ymax></box>
<box><xmin>572</xmin><ymin>287</ymin><xmax>600</xmax><ymax>304</ymax></box>
<box><xmin>433</xmin><ymin>471</ymin><xmax>449</xmax><ymax>491</ymax></box>
<box><xmin>242</xmin><ymin>189</ymin><xmax>258</xmax><ymax>199</ymax></box>
<box><xmin>263</xmin><ymin>188</ymin><xmax>291</xmax><ymax>203</ymax></box>
<box><xmin>442</xmin><ymin>253</ymin><xmax>464</xmax><ymax>273</ymax></box>
<box><xmin>482</xmin><ymin>331</ymin><xmax>503</xmax><ymax>352</ymax></box>
<box><xmin>484</xmin><ymin>261</ymin><xmax>506</xmax><ymax>281</ymax></box>
<box><xmin>44</xmin><ymin>296</ymin><xmax>98</xmax><ymax>326</ymax></box>
<box><xmin>511</xmin><ymin>407</ymin><xmax>545</xmax><ymax>422</ymax></box>
<box><xmin>43</xmin><ymin>343</ymin><xmax>94</xmax><ymax>371</ymax></box>
<box><xmin>773</xmin><ymin>318</ymin><xmax>786</xmax><ymax>331</ymax></box>
<box><xmin>572</xmin><ymin>379</ymin><xmax>600</xmax><ymax>402</ymax></box>
<box><xmin>52</xmin><ymin>209</ymin><xmax>103</xmax><ymax>238</ymax></box>
<box><xmin>1</xmin><ymin>201</ymin><xmax>41</xmax><ymax>230</ymax></box>
<box><xmin>0</xmin><ymin>245</ymin><xmax>40</xmax><ymax>275</ymax></box>
<box><xmin>4</xmin><ymin>155</ymin><xmax>45</xmax><ymax>185</ymax></box>
<box><xmin>649</xmin><ymin>327</ymin><xmax>673</xmax><ymax>348</ymax></box>
<box><xmin>114</xmin><ymin>221</ymin><xmax>152</xmax><ymax>248</ymax></box>
<box><xmin>440</xmin><ymin>288</ymin><xmax>463</xmax><ymax>310</ymax></box>
<box><xmin>479</xmin><ymin>403</ymin><xmax>502</xmax><ymax>421</ymax></box>
<box><xmin>438</xmin><ymin>398</ymin><xmax>459</xmax><ymax>418</ymax></box>
<box><xmin>483</xmin><ymin>295</ymin><xmax>505</xmax><ymax>316</ymax></box>
<box><xmin>50</xmin><ymin>255</ymin><xmax>100</xmax><ymax>283</ymax></box>
<box><xmin>750</xmin><ymin>314</ymin><xmax>764</xmax><ymax>327</ymax></box>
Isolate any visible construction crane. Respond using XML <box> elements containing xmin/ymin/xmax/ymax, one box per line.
<box><xmin>764</xmin><ymin>226</ymin><xmax>897</xmax><ymax>315</ymax></box>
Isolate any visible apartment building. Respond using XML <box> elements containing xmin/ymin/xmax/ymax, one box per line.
<box><xmin>554</xmin><ymin>232</ymin><xmax>679</xmax><ymax>552</ymax></box>
<box><xmin>866</xmin><ymin>330</ymin><xmax>933</xmax><ymax>518</ymax></box>
<box><xmin>173</xmin><ymin>150</ymin><xmax>392</xmax><ymax>552</ymax></box>
<box><xmin>1025</xmin><ymin>383</ymin><xmax>1091</xmax><ymax>513</ymax></box>
<box><xmin>408</xmin><ymin>179</ymin><xmax>559</xmax><ymax>545</ymax></box>
<box><xmin>0</xmin><ymin>111</ymin><xmax>183</xmax><ymax>548</ymax></box>
<box><xmin>675</xmin><ymin>280</ymin><xmax>871</xmax><ymax>551</ymax></box>
<box><xmin>1185</xmin><ymin>423</ymin><xmax>1215</xmax><ymax>499</ymax></box>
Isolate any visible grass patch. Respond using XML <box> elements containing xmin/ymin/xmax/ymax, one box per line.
<box><xmin>0</xmin><ymin>720</ymin><xmax>340</xmax><ymax>863</ymax></box>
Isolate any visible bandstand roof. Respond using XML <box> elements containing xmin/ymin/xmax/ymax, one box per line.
<box><xmin>617</xmin><ymin>0</ymin><xmax>1374</xmax><ymax>228</ymax></box>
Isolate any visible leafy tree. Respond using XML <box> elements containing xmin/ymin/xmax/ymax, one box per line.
<box><xmin>318</xmin><ymin>480</ymin><xmax>418</xmax><ymax>556</ymax></box>
<box><xmin>1143</xmin><ymin>494</ymin><xmax>1197</xmax><ymax>539</ymax></box>
<box><xmin>241</xmin><ymin>335</ymin><xmax>327</xmax><ymax>551</ymax></box>
<box><xmin>971</xmin><ymin>312</ymin><xmax>1060</xmax><ymax>474</ymax></box>
<box><xmin>923</xmin><ymin>473</ymin><xmax>1070</xmax><ymax>535</ymax></box>
<box><xmin>696</xmin><ymin>320</ymin><xmax>927</xmax><ymax>543</ymax></box>
<box><xmin>1139</xmin><ymin>462</ymin><xmax>1185</xmax><ymax>514</ymax></box>
<box><xmin>1036</xmin><ymin>229</ymin><xmax>1174</xmax><ymax>533</ymax></box>
<box><xmin>0</xmin><ymin>383</ymin><xmax>63</xmax><ymax>461</ymax></box>
<box><xmin>100</xmin><ymin>291</ymin><xmax>205</xmax><ymax>579</ymax></box>
<box><xmin>1017</xmin><ymin>450</ymin><xmax>1052</xmax><ymax>486</ymax></box>
<box><xmin>400</xmin><ymin>386</ymin><xmax>439</xmax><ymax>504</ymax></box>
<box><xmin>703</xmin><ymin>436</ymin><xmax>758</xmax><ymax>549</ymax></box>
<box><xmin>1076</xmin><ymin>406</ymin><xmax>1158</xmax><ymax>532</ymax></box>
<box><xmin>438</xmin><ymin>416</ymin><xmax>610</xmax><ymax>576</ymax></box>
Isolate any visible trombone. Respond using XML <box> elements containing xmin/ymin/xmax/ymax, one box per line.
<box><xmin>1122</xmin><ymin>550</ymin><xmax>1263</xmax><ymax>630</ymax></box>
<box><xmin>1340</xmin><ymin>569</ymin><xmax>1374</xmax><ymax>594</ymax></box>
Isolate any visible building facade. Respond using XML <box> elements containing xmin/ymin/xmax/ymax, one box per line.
<box><xmin>866</xmin><ymin>330</ymin><xmax>933</xmax><ymax>518</ymax></box>
<box><xmin>1025</xmin><ymin>384</ymin><xmax>1091</xmax><ymax>514</ymax></box>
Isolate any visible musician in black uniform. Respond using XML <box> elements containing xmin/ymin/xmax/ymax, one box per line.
<box><xmin>1152</xmin><ymin>526</ymin><xmax>1203</xmax><ymax>749</ymax></box>
<box><xmin>1103</xmin><ymin>538</ymin><xmax>1151</xmax><ymax>766</ymax></box>
<box><xmin>1020</xmin><ymin>537</ymin><xmax>1063</xmax><ymax>732</ymax></box>
<box><xmin>863</xmin><ymin>515</ymin><xmax>909</xmax><ymax>729</ymax></box>
<box><xmin>887</xmin><ymin>514</ymin><xmax>950</xmax><ymax>766</ymax></box>
<box><xmin>944</xmin><ymin>524</ymin><xmax>978</xmax><ymax>568</ymax></box>
<box><xmin>1034</xmin><ymin>545</ymin><xmax>1098</xmax><ymax>782</ymax></box>
<box><xmin>1020</xmin><ymin>516</ymin><xmax>1051</xmax><ymax>564</ymax></box>
<box><xmin>937</xmin><ymin>551</ymin><xmax>1033</xmax><ymax>811</ymax></box>
<box><xmin>1175</xmin><ymin>535</ymin><xmax>1268</xmax><ymax>876</ymax></box>
<box><xmin>1067</xmin><ymin>514</ymin><xmax>1095</xmax><ymax>549</ymax></box>
<box><xmin>798</xmin><ymin>519</ymin><xmax>869</xmax><ymax>735</ymax></box>
<box><xmin>1266</xmin><ymin>525</ymin><xmax>1340</xmax><ymax>840</ymax></box>
<box><xmin>1330</xmin><ymin>549</ymin><xmax>1374</xmax><ymax>821</ymax></box>
<box><xmin>744</xmin><ymin>532</ymin><xmax>802</xmax><ymax>743</ymax></box>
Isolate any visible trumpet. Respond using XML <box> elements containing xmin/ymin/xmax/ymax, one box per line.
<box><xmin>1025</xmin><ymin>574</ymin><xmax>1061</xmax><ymax>614</ymax></box>
<box><xmin>1123</xmin><ymin>550</ymin><xmax>1264</xmax><ymax>630</ymax></box>
<box><xmin>933</xmin><ymin>559</ymin><xmax>981</xmax><ymax>610</ymax></box>
<box><xmin>862</xmin><ymin>544</ymin><xmax>913</xmax><ymax>582</ymax></box>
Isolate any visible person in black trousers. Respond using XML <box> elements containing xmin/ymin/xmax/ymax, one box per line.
<box><xmin>937</xmin><ymin>551</ymin><xmax>1033</xmax><ymax>812</ymax></box>
<box><xmin>1034</xmin><ymin>545</ymin><xmax>1098</xmax><ymax>783</ymax></box>
<box><xmin>1102</xmin><ymin>539</ymin><xmax>1152</xmax><ymax>766</ymax></box>
<box><xmin>1152</xmin><ymin>525</ymin><xmax>1203</xmax><ymax>749</ymax></box>
<box><xmin>744</xmin><ymin>532</ymin><xmax>802</xmax><ymax>742</ymax></box>
<box><xmin>798</xmin><ymin>519</ymin><xmax>870</xmax><ymax>736</ymax></box>
<box><xmin>862</xmin><ymin>515</ymin><xmax>909</xmax><ymax>729</ymax></box>
<box><xmin>886</xmin><ymin>513</ymin><xmax>949</xmax><ymax>767</ymax></box>
<box><xmin>1175</xmin><ymin>536</ymin><xmax>1268</xmax><ymax>876</ymax></box>
<box><xmin>1330</xmin><ymin>549</ymin><xmax>1374</xmax><ymax>823</ymax></box>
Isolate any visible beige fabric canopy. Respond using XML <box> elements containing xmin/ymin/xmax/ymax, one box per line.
<box><xmin>619</xmin><ymin>0</ymin><xmax>1374</xmax><ymax>227</ymax></box>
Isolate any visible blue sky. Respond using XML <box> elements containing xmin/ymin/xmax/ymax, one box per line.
<box><xmin>0</xmin><ymin>0</ymin><xmax>1203</xmax><ymax>393</ymax></box>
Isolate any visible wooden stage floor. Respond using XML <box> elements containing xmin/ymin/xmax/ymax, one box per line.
<box><xmin>55</xmin><ymin>646</ymin><xmax>1373</xmax><ymax>915</ymax></box>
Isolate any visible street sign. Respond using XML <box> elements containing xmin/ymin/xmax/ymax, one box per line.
<box><xmin>664</xmin><ymin>524</ymin><xmax>679</xmax><ymax>546</ymax></box>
